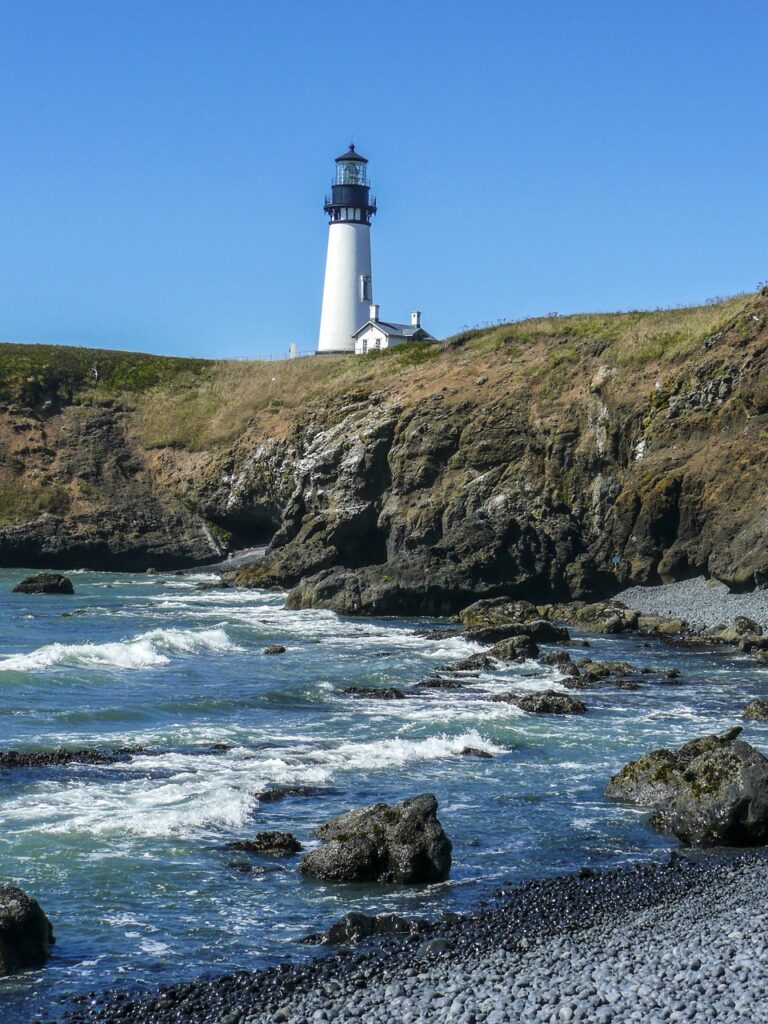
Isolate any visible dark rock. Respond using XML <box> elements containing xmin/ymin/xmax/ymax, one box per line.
<box><xmin>458</xmin><ymin>747</ymin><xmax>493</xmax><ymax>758</ymax></box>
<box><xmin>487</xmin><ymin>635</ymin><xmax>539</xmax><ymax>662</ymax></box>
<box><xmin>254</xmin><ymin>785</ymin><xmax>326</xmax><ymax>803</ymax></box>
<box><xmin>606</xmin><ymin>726</ymin><xmax>768</xmax><ymax>846</ymax></box>
<box><xmin>575</xmin><ymin>658</ymin><xmax>635</xmax><ymax>681</ymax></box>
<box><xmin>227</xmin><ymin>861</ymin><xmax>278</xmax><ymax>875</ymax></box>
<box><xmin>467</xmin><ymin>619</ymin><xmax>570</xmax><ymax>645</ymax></box>
<box><xmin>491</xmin><ymin>690</ymin><xmax>586</xmax><ymax>715</ymax></box>
<box><xmin>314</xmin><ymin>911</ymin><xmax>430</xmax><ymax>945</ymax></box>
<box><xmin>342</xmin><ymin>686</ymin><xmax>406</xmax><ymax>700</ymax></box>
<box><xmin>413</xmin><ymin>628</ymin><xmax>463</xmax><ymax>640</ymax></box>
<box><xmin>263</xmin><ymin>645</ymin><xmax>287</xmax><ymax>655</ymax></box>
<box><xmin>417</xmin><ymin>676</ymin><xmax>463</xmax><ymax>689</ymax></box>
<box><xmin>744</xmin><ymin>699</ymin><xmax>768</xmax><ymax>721</ymax></box>
<box><xmin>300</xmin><ymin>793</ymin><xmax>452</xmax><ymax>884</ymax></box>
<box><xmin>458</xmin><ymin>598</ymin><xmax>540</xmax><ymax>629</ymax></box>
<box><xmin>540</xmin><ymin>650</ymin><xmax>582</xmax><ymax>678</ymax></box>
<box><xmin>0</xmin><ymin>886</ymin><xmax>54</xmax><ymax>976</ymax></box>
<box><xmin>12</xmin><ymin>572</ymin><xmax>74</xmax><ymax>595</ymax></box>
<box><xmin>0</xmin><ymin>747</ymin><xmax>138</xmax><ymax>769</ymax></box>
<box><xmin>228</xmin><ymin>831</ymin><xmax>302</xmax><ymax>856</ymax></box>
<box><xmin>442</xmin><ymin>653</ymin><xmax>496</xmax><ymax>672</ymax></box>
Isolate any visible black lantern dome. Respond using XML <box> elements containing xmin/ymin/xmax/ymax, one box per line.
<box><xmin>324</xmin><ymin>144</ymin><xmax>377</xmax><ymax>224</ymax></box>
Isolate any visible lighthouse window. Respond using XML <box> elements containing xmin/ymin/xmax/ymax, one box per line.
<box><xmin>337</xmin><ymin>160</ymin><xmax>366</xmax><ymax>185</ymax></box>
<box><xmin>360</xmin><ymin>275</ymin><xmax>372</xmax><ymax>302</ymax></box>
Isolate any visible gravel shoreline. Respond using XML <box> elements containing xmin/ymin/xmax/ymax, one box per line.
<box><xmin>63</xmin><ymin>851</ymin><xmax>768</xmax><ymax>1024</ymax></box>
<box><xmin>616</xmin><ymin>576</ymin><xmax>768</xmax><ymax>632</ymax></box>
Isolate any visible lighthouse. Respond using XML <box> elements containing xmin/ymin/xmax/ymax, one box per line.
<box><xmin>317</xmin><ymin>145</ymin><xmax>377</xmax><ymax>354</ymax></box>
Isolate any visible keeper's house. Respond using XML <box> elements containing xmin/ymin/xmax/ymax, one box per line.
<box><xmin>353</xmin><ymin>305</ymin><xmax>435</xmax><ymax>355</ymax></box>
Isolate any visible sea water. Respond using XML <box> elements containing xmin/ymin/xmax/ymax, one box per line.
<box><xmin>0</xmin><ymin>568</ymin><xmax>766</xmax><ymax>1021</ymax></box>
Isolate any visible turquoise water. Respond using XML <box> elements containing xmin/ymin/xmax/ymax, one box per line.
<box><xmin>1</xmin><ymin>567</ymin><xmax>767</xmax><ymax>1022</ymax></box>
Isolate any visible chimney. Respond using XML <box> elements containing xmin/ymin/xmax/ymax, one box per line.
<box><xmin>369</xmin><ymin>303</ymin><xmax>380</xmax><ymax>322</ymax></box>
<box><xmin>411</xmin><ymin>310</ymin><xmax>421</xmax><ymax>328</ymax></box>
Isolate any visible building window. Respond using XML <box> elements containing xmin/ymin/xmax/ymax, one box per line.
<box><xmin>360</xmin><ymin>275</ymin><xmax>372</xmax><ymax>302</ymax></box>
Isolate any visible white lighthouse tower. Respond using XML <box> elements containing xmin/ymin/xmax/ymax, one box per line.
<box><xmin>317</xmin><ymin>145</ymin><xmax>377</xmax><ymax>354</ymax></box>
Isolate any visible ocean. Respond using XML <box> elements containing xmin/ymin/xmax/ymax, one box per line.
<box><xmin>0</xmin><ymin>567</ymin><xmax>766</xmax><ymax>1022</ymax></box>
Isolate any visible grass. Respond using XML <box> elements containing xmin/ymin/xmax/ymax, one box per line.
<box><xmin>137</xmin><ymin>342</ymin><xmax>444</xmax><ymax>449</ymax></box>
<box><xmin>468</xmin><ymin>293</ymin><xmax>752</xmax><ymax>369</ymax></box>
<box><xmin>0</xmin><ymin>291</ymin><xmax>757</xmax><ymax>451</ymax></box>
<box><xmin>0</xmin><ymin>342</ymin><xmax>214</xmax><ymax>407</ymax></box>
<box><xmin>0</xmin><ymin>480</ymin><xmax>71</xmax><ymax>525</ymax></box>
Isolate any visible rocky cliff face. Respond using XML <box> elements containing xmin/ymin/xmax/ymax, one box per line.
<box><xmin>231</xmin><ymin>289</ymin><xmax>768</xmax><ymax>613</ymax></box>
<box><xmin>1</xmin><ymin>291</ymin><xmax>766</xmax><ymax>601</ymax></box>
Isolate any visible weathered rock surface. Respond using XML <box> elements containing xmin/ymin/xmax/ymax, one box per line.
<box><xmin>12</xmin><ymin>572</ymin><xmax>74</xmax><ymax>595</ymax></box>
<box><xmin>4</xmin><ymin>293</ymin><xmax>768</xmax><ymax>587</ymax></box>
<box><xmin>228</xmin><ymin>832</ymin><xmax>302</xmax><ymax>856</ymax></box>
<box><xmin>306</xmin><ymin>911</ymin><xmax>430</xmax><ymax>946</ymax></box>
<box><xmin>0</xmin><ymin>886</ymin><xmax>54</xmax><ymax>976</ymax></box>
<box><xmin>342</xmin><ymin>686</ymin><xmax>406</xmax><ymax>700</ymax></box>
<box><xmin>744</xmin><ymin>700</ymin><xmax>768</xmax><ymax>721</ymax></box>
<box><xmin>0</xmin><ymin>746</ymin><xmax>140</xmax><ymax>768</ymax></box>
<box><xmin>300</xmin><ymin>793</ymin><xmax>452</xmax><ymax>884</ymax></box>
<box><xmin>491</xmin><ymin>690</ymin><xmax>587</xmax><ymax>715</ymax></box>
<box><xmin>606</xmin><ymin>727</ymin><xmax>768</xmax><ymax>846</ymax></box>
<box><xmin>487</xmin><ymin>636</ymin><xmax>540</xmax><ymax>662</ymax></box>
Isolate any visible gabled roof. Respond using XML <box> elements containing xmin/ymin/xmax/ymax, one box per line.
<box><xmin>352</xmin><ymin>320</ymin><xmax>436</xmax><ymax>341</ymax></box>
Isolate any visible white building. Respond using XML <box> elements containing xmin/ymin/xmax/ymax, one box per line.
<box><xmin>317</xmin><ymin>145</ymin><xmax>377</xmax><ymax>354</ymax></box>
<box><xmin>353</xmin><ymin>306</ymin><xmax>435</xmax><ymax>355</ymax></box>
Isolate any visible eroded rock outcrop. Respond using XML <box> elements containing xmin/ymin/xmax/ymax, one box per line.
<box><xmin>606</xmin><ymin>727</ymin><xmax>768</xmax><ymax>846</ymax></box>
<box><xmin>0</xmin><ymin>886</ymin><xmax>54</xmax><ymax>976</ymax></box>
<box><xmin>12</xmin><ymin>573</ymin><xmax>74</xmax><ymax>595</ymax></box>
<box><xmin>300</xmin><ymin>793</ymin><xmax>452</xmax><ymax>884</ymax></box>
<box><xmin>3</xmin><ymin>292</ymin><xmax>768</xmax><ymax>588</ymax></box>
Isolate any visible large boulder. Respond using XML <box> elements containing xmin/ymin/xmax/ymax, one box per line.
<box><xmin>605</xmin><ymin>727</ymin><xmax>768</xmax><ymax>846</ymax></box>
<box><xmin>704</xmin><ymin>617</ymin><xmax>764</xmax><ymax>645</ymax></box>
<box><xmin>468</xmin><ymin>619</ymin><xmax>570</xmax><ymax>645</ymax></box>
<box><xmin>487</xmin><ymin>636</ymin><xmax>539</xmax><ymax>662</ymax></box>
<box><xmin>458</xmin><ymin>598</ymin><xmax>540</xmax><ymax>630</ymax></box>
<box><xmin>0</xmin><ymin>886</ymin><xmax>54</xmax><ymax>976</ymax></box>
<box><xmin>300</xmin><ymin>793</ymin><xmax>452</xmax><ymax>884</ymax></box>
<box><xmin>12</xmin><ymin>573</ymin><xmax>74</xmax><ymax>595</ymax></box>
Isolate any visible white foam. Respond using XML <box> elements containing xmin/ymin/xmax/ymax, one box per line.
<box><xmin>0</xmin><ymin>627</ymin><xmax>239</xmax><ymax>673</ymax></box>
<box><xmin>0</xmin><ymin>730</ymin><xmax>502</xmax><ymax>838</ymax></box>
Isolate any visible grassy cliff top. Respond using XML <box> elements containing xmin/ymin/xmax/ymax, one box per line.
<box><xmin>0</xmin><ymin>290</ymin><xmax>759</xmax><ymax>449</ymax></box>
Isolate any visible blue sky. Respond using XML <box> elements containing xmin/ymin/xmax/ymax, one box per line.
<box><xmin>1</xmin><ymin>0</ymin><xmax>766</xmax><ymax>358</ymax></box>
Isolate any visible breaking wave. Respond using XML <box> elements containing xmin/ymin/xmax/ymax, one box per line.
<box><xmin>0</xmin><ymin>627</ymin><xmax>239</xmax><ymax>673</ymax></box>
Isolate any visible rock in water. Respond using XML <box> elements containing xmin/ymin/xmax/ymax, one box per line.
<box><xmin>0</xmin><ymin>886</ymin><xmax>54</xmax><ymax>976</ymax></box>
<box><xmin>342</xmin><ymin>686</ymin><xmax>406</xmax><ymax>700</ymax></box>
<box><xmin>12</xmin><ymin>573</ymin><xmax>74</xmax><ymax>595</ymax></box>
<box><xmin>491</xmin><ymin>690</ymin><xmax>587</xmax><ymax>715</ymax></box>
<box><xmin>744</xmin><ymin>699</ymin><xmax>768</xmax><ymax>721</ymax></box>
<box><xmin>606</xmin><ymin>726</ymin><xmax>768</xmax><ymax>846</ymax></box>
<box><xmin>262</xmin><ymin>645</ymin><xmax>286</xmax><ymax>655</ymax></box>
<box><xmin>228</xmin><ymin>831</ymin><xmax>302</xmax><ymax>856</ymax></box>
<box><xmin>458</xmin><ymin>598</ymin><xmax>540</xmax><ymax>629</ymax></box>
<box><xmin>487</xmin><ymin>635</ymin><xmax>539</xmax><ymax>662</ymax></box>
<box><xmin>300</xmin><ymin>793</ymin><xmax>452</xmax><ymax>884</ymax></box>
<box><xmin>321</xmin><ymin>911</ymin><xmax>429</xmax><ymax>945</ymax></box>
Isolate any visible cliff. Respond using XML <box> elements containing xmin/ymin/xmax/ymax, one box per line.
<box><xmin>1</xmin><ymin>290</ymin><xmax>766</xmax><ymax>607</ymax></box>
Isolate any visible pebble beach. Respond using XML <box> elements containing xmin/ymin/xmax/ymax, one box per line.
<box><xmin>66</xmin><ymin>852</ymin><xmax>768</xmax><ymax>1024</ymax></box>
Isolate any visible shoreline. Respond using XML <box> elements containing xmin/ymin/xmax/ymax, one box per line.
<box><xmin>62</xmin><ymin>848</ymin><xmax>768</xmax><ymax>1024</ymax></box>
